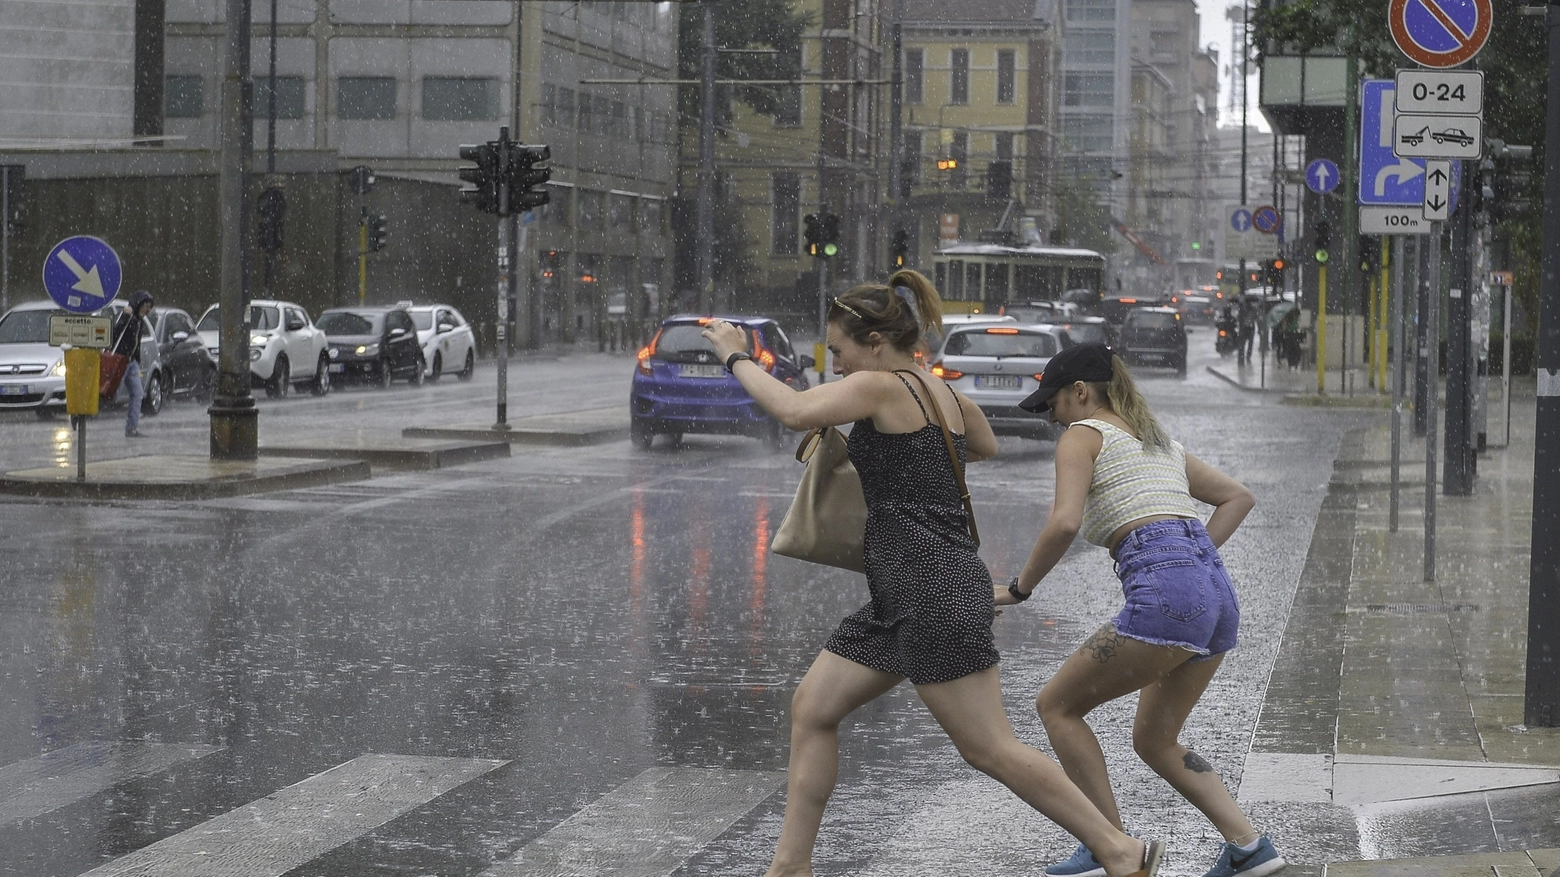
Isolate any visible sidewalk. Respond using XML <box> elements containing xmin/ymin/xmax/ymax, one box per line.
<box><xmin>1233</xmin><ymin>372</ymin><xmax>1560</xmax><ymax>876</ymax></box>
<box><xmin>1206</xmin><ymin>353</ymin><xmax>1389</xmax><ymax>404</ymax></box>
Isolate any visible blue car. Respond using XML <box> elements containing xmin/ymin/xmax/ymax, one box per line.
<box><xmin>630</xmin><ymin>314</ymin><xmax>814</xmax><ymax>450</ymax></box>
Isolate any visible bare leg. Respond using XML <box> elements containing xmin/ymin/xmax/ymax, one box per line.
<box><xmin>1035</xmin><ymin>624</ymin><xmax>1195</xmax><ymax>830</ymax></box>
<box><xmin>1132</xmin><ymin>655</ymin><xmax>1258</xmax><ymax>843</ymax></box>
<box><xmin>767</xmin><ymin>650</ymin><xmax>901</xmax><ymax>877</ymax></box>
<box><xmin>916</xmin><ymin>667</ymin><xmax>1149</xmax><ymax>877</ymax></box>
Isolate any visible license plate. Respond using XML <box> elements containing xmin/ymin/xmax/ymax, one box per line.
<box><xmin>0</xmin><ymin>385</ymin><xmax>28</xmax><ymax>395</ymax></box>
<box><xmin>328</xmin><ymin>364</ymin><xmax>345</xmax><ymax>373</ymax></box>
<box><xmin>976</xmin><ymin>374</ymin><xmax>1020</xmax><ymax>390</ymax></box>
<box><xmin>679</xmin><ymin>364</ymin><xmax>726</xmax><ymax>378</ymax></box>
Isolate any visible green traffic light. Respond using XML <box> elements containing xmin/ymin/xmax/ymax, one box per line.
<box><xmin>1315</xmin><ymin>249</ymin><xmax>1330</xmax><ymax>264</ymax></box>
<box><xmin>823</xmin><ymin>243</ymin><xmax>839</xmax><ymax>257</ymax></box>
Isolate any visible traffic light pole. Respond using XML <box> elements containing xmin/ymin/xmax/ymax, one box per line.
<box><xmin>1424</xmin><ymin>219</ymin><xmax>1442</xmax><ymax>581</ymax></box>
<box><xmin>695</xmin><ymin>0</ymin><xmax>716</xmax><ymax>312</ymax></box>
<box><xmin>494</xmin><ymin>127</ymin><xmax>514</xmax><ymax>429</ymax></box>
<box><xmin>209</xmin><ymin>0</ymin><xmax>257</xmax><ymax>461</ymax></box>
<box><xmin>1444</xmin><ymin>158</ymin><xmax>1476</xmax><ymax>495</ymax></box>
<box><xmin>358</xmin><ymin>208</ymin><xmax>368</xmax><ymax>305</ymax></box>
<box><xmin>1390</xmin><ymin>235</ymin><xmax>1405</xmax><ymax>532</ymax></box>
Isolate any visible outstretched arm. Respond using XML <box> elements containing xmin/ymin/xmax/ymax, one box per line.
<box><xmin>702</xmin><ymin>321</ymin><xmax>885</xmax><ymax>430</ymax></box>
<box><xmin>995</xmin><ymin>425</ymin><xmax>1098</xmax><ymax>604</ymax></box>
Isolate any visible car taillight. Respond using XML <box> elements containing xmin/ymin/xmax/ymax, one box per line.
<box><xmin>1218</xmin><ymin>329</ymin><xmax>1228</xmax><ymax>338</ymax></box>
<box><xmin>930</xmin><ymin>361</ymin><xmax>963</xmax><ymax>380</ymax></box>
<box><xmin>636</xmin><ymin>345</ymin><xmax>653</xmax><ymax>376</ymax></box>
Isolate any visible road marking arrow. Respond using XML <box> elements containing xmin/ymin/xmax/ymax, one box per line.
<box><xmin>1375</xmin><ymin>159</ymin><xmax>1425</xmax><ymax>197</ymax></box>
<box><xmin>55</xmin><ymin>250</ymin><xmax>105</xmax><ymax>299</ymax></box>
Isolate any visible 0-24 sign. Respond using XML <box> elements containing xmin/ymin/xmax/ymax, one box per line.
<box><xmin>1395</xmin><ymin>70</ymin><xmax>1483</xmax><ymax>116</ymax></box>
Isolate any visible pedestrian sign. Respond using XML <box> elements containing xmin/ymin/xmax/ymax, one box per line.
<box><xmin>1388</xmin><ymin>0</ymin><xmax>1492</xmax><ymax>69</ymax></box>
<box><xmin>1306</xmin><ymin>158</ymin><xmax>1340</xmax><ymax>194</ymax></box>
<box><xmin>42</xmin><ymin>236</ymin><xmax>122</xmax><ymax>314</ymax></box>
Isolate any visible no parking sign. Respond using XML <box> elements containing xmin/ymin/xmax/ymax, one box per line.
<box><xmin>1388</xmin><ymin>0</ymin><xmax>1492</xmax><ymax>68</ymax></box>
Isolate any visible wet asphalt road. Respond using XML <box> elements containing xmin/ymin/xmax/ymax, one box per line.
<box><xmin>0</xmin><ymin>341</ymin><xmax>1369</xmax><ymax>876</ymax></box>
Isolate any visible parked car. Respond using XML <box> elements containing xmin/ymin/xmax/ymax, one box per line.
<box><xmin>1052</xmin><ymin>316</ymin><xmax>1119</xmax><ymax>350</ymax></box>
<box><xmin>317</xmin><ymin>306</ymin><xmax>426</xmax><ymax>388</ymax></box>
<box><xmin>998</xmin><ymin>300</ymin><xmax>1075</xmax><ymax>323</ymax></box>
<box><xmin>1119</xmin><ymin>306</ymin><xmax>1188</xmax><ymax>375</ymax></box>
<box><xmin>939</xmin><ymin>313</ymin><xmax>1017</xmax><ymax>327</ymax></box>
<box><xmin>929</xmin><ymin>323</ymin><xmax>1067</xmax><ymax>440</ymax></box>
<box><xmin>404</xmin><ymin>304</ymin><xmax>476</xmax><ymax>382</ymax></box>
<box><xmin>0</xmin><ymin>300</ymin><xmax>72</xmax><ymax>418</ymax></box>
<box><xmin>630</xmin><ymin>314</ymin><xmax>812</xmax><ymax>450</ymax></box>
<box><xmin>196</xmin><ymin>299</ymin><xmax>330</xmax><ymax>396</ymax></box>
<box><xmin>148</xmin><ymin>306</ymin><xmax>217</xmax><ymax>403</ymax></box>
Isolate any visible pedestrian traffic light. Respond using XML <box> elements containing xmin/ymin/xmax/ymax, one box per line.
<box><xmin>458</xmin><ymin>142</ymin><xmax>499</xmax><ymax>213</ymax></box>
<box><xmin>891</xmin><ymin>228</ymin><xmax>910</xmax><ymax>268</ymax></box>
<box><xmin>368</xmin><ymin>214</ymin><xmax>388</xmax><ymax>251</ymax></box>
<box><xmin>819</xmin><ymin>212</ymin><xmax>841</xmax><ymax>258</ymax></box>
<box><xmin>509</xmin><ymin>143</ymin><xmax>551</xmax><ymax>212</ymax></box>
<box><xmin>258</xmin><ymin>185</ymin><xmax>286</xmax><ymax>251</ymax></box>
<box><xmin>804</xmin><ymin>213</ymin><xmax>823</xmax><ymax>256</ymax></box>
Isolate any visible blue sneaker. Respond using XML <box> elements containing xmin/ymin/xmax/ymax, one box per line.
<box><xmin>1044</xmin><ymin>842</ymin><xmax>1105</xmax><ymax>877</ymax></box>
<box><xmin>1202</xmin><ymin>836</ymin><xmax>1286</xmax><ymax>877</ymax></box>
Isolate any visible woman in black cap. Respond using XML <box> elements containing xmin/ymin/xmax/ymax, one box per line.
<box><xmin>997</xmin><ymin>342</ymin><xmax>1285</xmax><ymax>877</ymax></box>
<box><xmin>702</xmin><ymin>274</ymin><xmax>1162</xmax><ymax>877</ymax></box>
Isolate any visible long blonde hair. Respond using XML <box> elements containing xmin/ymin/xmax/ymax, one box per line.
<box><xmin>1088</xmin><ymin>355</ymin><xmax>1170</xmax><ymax>450</ymax></box>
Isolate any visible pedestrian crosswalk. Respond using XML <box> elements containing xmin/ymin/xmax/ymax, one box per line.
<box><xmin>0</xmin><ymin>746</ymin><xmax>783</xmax><ymax>877</ymax></box>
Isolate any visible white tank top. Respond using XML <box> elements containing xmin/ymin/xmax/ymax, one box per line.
<box><xmin>1072</xmin><ymin>418</ymin><xmax>1199</xmax><ymax>547</ymax></box>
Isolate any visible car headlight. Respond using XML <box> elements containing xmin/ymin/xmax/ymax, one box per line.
<box><xmin>51</xmin><ymin>359</ymin><xmax>66</xmax><ymax>377</ymax></box>
<box><xmin>356</xmin><ymin>343</ymin><xmax>378</xmax><ymax>355</ymax></box>
<box><xmin>251</xmin><ymin>334</ymin><xmax>270</xmax><ymax>346</ymax></box>
<box><xmin>249</xmin><ymin>347</ymin><xmax>262</xmax><ymax>361</ymax></box>
<box><xmin>328</xmin><ymin>347</ymin><xmax>339</xmax><ymax>360</ymax></box>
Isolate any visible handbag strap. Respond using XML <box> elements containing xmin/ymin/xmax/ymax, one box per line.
<box><xmin>894</xmin><ymin>368</ymin><xmax>980</xmax><ymax>547</ymax></box>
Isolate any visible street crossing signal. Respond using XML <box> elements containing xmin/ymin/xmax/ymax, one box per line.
<box><xmin>1314</xmin><ymin>220</ymin><xmax>1331</xmax><ymax>264</ymax></box>
<box><xmin>458</xmin><ymin>143</ymin><xmax>499</xmax><ymax>213</ymax></box>
<box><xmin>368</xmin><ymin>214</ymin><xmax>388</xmax><ymax>251</ymax></box>
<box><xmin>509</xmin><ymin>144</ymin><xmax>551</xmax><ymax>212</ymax></box>
<box><xmin>819</xmin><ymin>213</ymin><xmax>840</xmax><ymax>258</ymax></box>
<box><xmin>891</xmin><ymin>228</ymin><xmax>909</xmax><ymax>267</ymax></box>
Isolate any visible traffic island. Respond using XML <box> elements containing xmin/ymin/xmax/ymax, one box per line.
<box><xmin>258</xmin><ymin>437</ymin><xmax>511</xmax><ymax>470</ymax></box>
<box><xmin>402</xmin><ymin>406</ymin><xmax>629</xmax><ymax>447</ymax></box>
<box><xmin>0</xmin><ymin>454</ymin><xmax>369</xmax><ymax>500</ymax></box>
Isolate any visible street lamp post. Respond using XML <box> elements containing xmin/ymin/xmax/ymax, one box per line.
<box><xmin>209</xmin><ymin>0</ymin><xmax>257</xmax><ymax>460</ymax></box>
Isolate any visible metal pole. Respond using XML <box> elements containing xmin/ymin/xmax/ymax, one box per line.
<box><xmin>209</xmin><ymin>0</ymin><xmax>257</xmax><ymax>461</ymax></box>
<box><xmin>816</xmin><ymin>257</ymin><xmax>827</xmax><ymax>383</ymax></box>
<box><xmin>888</xmin><ymin>0</ymin><xmax>903</xmax><ymax>203</ymax></box>
<box><xmin>496</xmin><ymin>126</ymin><xmax>512</xmax><ymax>428</ymax></box>
<box><xmin>1</xmin><ymin>167</ymin><xmax>9</xmax><ymax>314</ymax></box>
<box><xmin>1391</xmin><ymin>235</ymin><xmax>1404</xmax><ymax>532</ymax></box>
<box><xmin>1503</xmin><ymin>277</ymin><xmax>1512</xmax><ymax>446</ymax></box>
<box><xmin>358</xmin><ymin>208</ymin><xmax>368</xmax><ymax>305</ymax></box>
<box><xmin>1424</xmin><ymin>220</ymin><xmax>1442</xmax><ymax>581</ymax></box>
<box><xmin>1342</xmin><ymin>55</ymin><xmax>1359</xmax><ymax>397</ymax></box>
<box><xmin>1317</xmin><ymin>263</ymin><xmax>1328</xmax><ymax>394</ymax></box>
<box><xmin>695</xmin><ymin>0</ymin><xmax>717</xmax><ymax>312</ymax></box>
<box><xmin>1524</xmin><ymin>0</ymin><xmax>1560</xmax><ymax>728</ymax></box>
<box><xmin>1445</xmin><ymin>156</ymin><xmax>1476</xmax><ymax>495</ymax></box>
<box><xmin>1415</xmin><ymin>239</ymin><xmax>1430</xmax><ymax>435</ymax></box>
<box><xmin>76</xmin><ymin>414</ymin><xmax>86</xmax><ymax>483</ymax></box>
<box><xmin>262</xmin><ymin>0</ymin><xmax>278</xmax><ymax>299</ymax></box>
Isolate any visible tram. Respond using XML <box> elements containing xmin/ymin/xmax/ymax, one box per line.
<box><xmin>930</xmin><ymin>242</ymin><xmax>1107</xmax><ymax>313</ymax></box>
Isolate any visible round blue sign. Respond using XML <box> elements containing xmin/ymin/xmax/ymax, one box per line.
<box><xmin>42</xmin><ymin>236</ymin><xmax>122</xmax><ymax>314</ymax></box>
<box><xmin>1306</xmin><ymin>158</ymin><xmax>1340</xmax><ymax>194</ymax></box>
<box><xmin>1230</xmin><ymin>209</ymin><xmax>1253</xmax><ymax>233</ymax></box>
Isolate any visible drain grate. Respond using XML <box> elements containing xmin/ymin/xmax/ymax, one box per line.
<box><xmin>1363</xmin><ymin>602</ymin><xmax>1482</xmax><ymax>614</ymax></box>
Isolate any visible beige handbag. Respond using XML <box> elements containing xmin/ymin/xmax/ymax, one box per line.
<box><xmin>771</xmin><ymin>426</ymin><xmax>869</xmax><ymax>572</ymax></box>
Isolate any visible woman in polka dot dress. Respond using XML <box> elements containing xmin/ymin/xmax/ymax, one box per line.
<box><xmin>703</xmin><ymin>269</ymin><xmax>1163</xmax><ymax>877</ymax></box>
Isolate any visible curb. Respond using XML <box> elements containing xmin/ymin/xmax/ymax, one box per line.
<box><xmin>0</xmin><ymin>455</ymin><xmax>370</xmax><ymax>500</ymax></box>
<box><xmin>258</xmin><ymin>439</ymin><xmax>511</xmax><ymax>470</ymax></box>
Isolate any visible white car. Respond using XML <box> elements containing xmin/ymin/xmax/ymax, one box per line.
<box><xmin>196</xmin><ymin>299</ymin><xmax>330</xmax><ymax>397</ymax></box>
<box><xmin>0</xmin><ymin>299</ymin><xmax>162</xmax><ymax>418</ymax></box>
<box><xmin>404</xmin><ymin>303</ymin><xmax>476</xmax><ymax>382</ymax></box>
<box><xmin>930</xmin><ymin>322</ymin><xmax>1067</xmax><ymax>440</ymax></box>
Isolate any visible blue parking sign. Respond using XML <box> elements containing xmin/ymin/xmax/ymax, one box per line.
<box><xmin>42</xmin><ymin>236</ymin><xmax>123</xmax><ymax>314</ymax></box>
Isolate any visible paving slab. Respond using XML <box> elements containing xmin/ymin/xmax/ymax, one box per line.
<box><xmin>0</xmin><ymin>454</ymin><xmax>369</xmax><ymax>500</ymax></box>
<box><xmin>1326</xmin><ymin>850</ymin><xmax>1553</xmax><ymax>877</ymax></box>
<box><xmin>402</xmin><ymin>405</ymin><xmax>628</xmax><ymax>446</ymax></box>
<box><xmin>258</xmin><ymin>436</ymin><xmax>511</xmax><ymax>469</ymax></box>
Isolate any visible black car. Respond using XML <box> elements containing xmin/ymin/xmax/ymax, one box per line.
<box><xmin>149</xmin><ymin>307</ymin><xmax>217</xmax><ymax>403</ymax></box>
<box><xmin>1100</xmin><ymin>293</ymin><xmax>1164</xmax><ymax>326</ymax></box>
<box><xmin>1119</xmin><ymin>307</ymin><xmax>1187</xmax><ymax>375</ymax></box>
<box><xmin>1053</xmin><ymin>316</ymin><xmax>1119</xmax><ymax>350</ymax></box>
<box><xmin>317</xmin><ymin>307</ymin><xmax>425</xmax><ymax>388</ymax></box>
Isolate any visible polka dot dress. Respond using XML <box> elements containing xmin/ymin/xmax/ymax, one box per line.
<box><xmin>824</xmin><ymin>373</ymin><xmax>1000</xmax><ymax>685</ymax></box>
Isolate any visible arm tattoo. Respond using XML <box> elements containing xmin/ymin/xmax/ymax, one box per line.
<box><xmin>1183</xmin><ymin>751</ymin><xmax>1215</xmax><ymax>773</ymax></box>
<box><xmin>1081</xmin><ymin>625</ymin><xmax>1124</xmax><ymax>663</ymax></box>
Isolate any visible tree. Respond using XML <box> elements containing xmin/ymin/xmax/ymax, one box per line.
<box><xmin>677</xmin><ymin>0</ymin><xmax>812</xmax><ymax>124</ymax></box>
<box><xmin>1052</xmin><ymin>179</ymin><xmax>1119</xmax><ymax>256</ymax></box>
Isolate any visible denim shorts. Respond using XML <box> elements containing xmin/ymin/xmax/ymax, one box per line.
<box><xmin>1111</xmin><ymin>518</ymin><xmax>1239</xmax><ymax>662</ymax></box>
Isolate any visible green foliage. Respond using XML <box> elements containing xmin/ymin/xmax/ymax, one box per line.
<box><xmin>1052</xmin><ymin>181</ymin><xmax>1119</xmax><ymax>255</ymax></box>
<box><xmin>677</xmin><ymin>0</ymin><xmax>812</xmax><ymax>125</ymax></box>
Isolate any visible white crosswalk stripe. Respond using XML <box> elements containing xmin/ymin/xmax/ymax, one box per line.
<box><xmin>0</xmin><ymin>741</ymin><xmax>223</xmax><ymax>823</ymax></box>
<box><xmin>482</xmin><ymin>766</ymin><xmax>784</xmax><ymax>877</ymax></box>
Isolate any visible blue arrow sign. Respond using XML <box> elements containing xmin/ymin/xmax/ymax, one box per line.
<box><xmin>1359</xmin><ymin>79</ymin><xmax>1463</xmax><ymax>214</ymax></box>
<box><xmin>1306</xmin><ymin>158</ymin><xmax>1340</xmax><ymax>194</ymax></box>
<box><xmin>1230</xmin><ymin>208</ymin><xmax>1253</xmax><ymax>232</ymax></box>
<box><xmin>42</xmin><ymin>236</ymin><xmax>123</xmax><ymax>314</ymax></box>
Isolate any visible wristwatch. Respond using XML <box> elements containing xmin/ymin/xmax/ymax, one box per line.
<box><xmin>725</xmin><ymin>351</ymin><xmax>755</xmax><ymax>372</ymax></box>
<box><xmin>1007</xmin><ymin>576</ymin><xmax>1030</xmax><ymax>603</ymax></box>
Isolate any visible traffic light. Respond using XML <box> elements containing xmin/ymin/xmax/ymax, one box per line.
<box><xmin>2</xmin><ymin>164</ymin><xmax>24</xmax><ymax>238</ymax></box>
<box><xmin>819</xmin><ymin>212</ymin><xmax>841</xmax><ymax>258</ymax></box>
<box><xmin>1266</xmin><ymin>257</ymin><xmax>1286</xmax><ymax>287</ymax></box>
<box><xmin>1483</xmin><ymin>139</ymin><xmax>1534</xmax><ymax>224</ymax></box>
<box><xmin>891</xmin><ymin>228</ymin><xmax>909</xmax><ymax>268</ymax></box>
<box><xmin>458</xmin><ymin>142</ymin><xmax>499</xmax><ymax>213</ymax></box>
<box><xmin>1314</xmin><ymin>220</ymin><xmax>1331</xmax><ymax>263</ymax></box>
<box><xmin>509</xmin><ymin>144</ymin><xmax>551</xmax><ymax>212</ymax></box>
<box><xmin>368</xmin><ymin>214</ymin><xmax>388</xmax><ymax>251</ymax></box>
<box><xmin>804</xmin><ymin>213</ymin><xmax>822</xmax><ymax>256</ymax></box>
<box><xmin>1358</xmin><ymin>236</ymin><xmax>1377</xmax><ymax>274</ymax></box>
<box><xmin>258</xmin><ymin>185</ymin><xmax>286</xmax><ymax>251</ymax></box>
<box><xmin>936</xmin><ymin>157</ymin><xmax>958</xmax><ymax>171</ymax></box>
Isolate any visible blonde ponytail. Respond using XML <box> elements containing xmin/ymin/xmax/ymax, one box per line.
<box><xmin>1102</xmin><ymin>355</ymin><xmax>1169</xmax><ymax>449</ymax></box>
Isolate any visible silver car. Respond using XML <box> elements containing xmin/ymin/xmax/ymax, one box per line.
<box><xmin>930</xmin><ymin>323</ymin><xmax>1066</xmax><ymax>440</ymax></box>
<box><xmin>0</xmin><ymin>299</ymin><xmax>163</xmax><ymax>418</ymax></box>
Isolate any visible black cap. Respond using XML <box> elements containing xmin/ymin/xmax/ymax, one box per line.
<box><xmin>1018</xmin><ymin>342</ymin><xmax>1116</xmax><ymax>411</ymax></box>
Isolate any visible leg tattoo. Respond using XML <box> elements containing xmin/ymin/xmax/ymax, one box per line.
<box><xmin>1183</xmin><ymin>751</ymin><xmax>1215</xmax><ymax>773</ymax></box>
<box><xmin>1082</xmin><ymin>625</ymin><xmax>1124</xmax><ymax>664</ymax></box>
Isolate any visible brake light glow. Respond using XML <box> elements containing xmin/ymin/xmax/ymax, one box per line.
<box><xmin>636</xmin><ymin>345</ymin><xmax>654</xmax><ymax>376</ymax></box>
<box><xmin>755</xmin><ymin>338</ymin><xmax>777</xmax><ymax>371</ymax></box>
<box><xmin>985</xmin><ymin>327</ymin><xmax>1020</xmax><ymax>334</ymax></box>
<box><xmin>930</xmin><ymin>362</ymin><xmax>963</xmax><ymax>380</ymax></box>
<box><xmin>1119</xmin><ymin>298</ymin><xmax>1138</xmax><ymax>304</ymax></box>
<box><xmin>1034</xmin><ymin>373</ymin><xmax>1045</xmax><ymax>381</ymax></box>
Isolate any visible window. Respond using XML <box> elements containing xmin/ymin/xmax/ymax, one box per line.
<box><xmin>164</xmin><ymin>75</ymin><xmax>203</xmax><ymax>118</ymax></box>
<box><xmin>338</xmin><ymin>76</ymin><xmax>396</xmax><ymax>120</ymax></box>
<box><xmin>557</xmin><ymin>87</ymin><xmax>576</xmax><ymax>129</ymax></box>
<box><xmin>1065</xmin><ymin>31</ymin><xmax>1115</xmax><ymax>64</ymax></box>
<box><xmin>995</xmin><ymin>131</ymin><xmax>1015</xmax><ymax>160</ymax></box>
<box><xmin>771</xmin><ymin>171</ymin><xmax>799</xmax><ymax>254</ymax></box>
<box><xmin>950</xmin><ymin>49</ymin><xmax>969</xmax><ymax>104</ymax></box>
<box><xmin>611</xmin><ymin>100</ymin><xmax>627</xmax><ymax>138</ymax></box>
<box><xmin>997</xmin><ymin>50</ymin><xmax>1016</xmax><ymax>103</ymax></box>
<box><xmin>254</xmin><ymin>76</ymin><xmax>306</xmax><ymax>119</ymax></box>
<box><xmin>422</xmin><ymin>77</ymin><xmax>496</xmax><ymax>121</ymax></box>
<box><xmin>641</xmin><ymin>198</ymin><xmax>663</xmax><ymax>233</ymax></box>
<box><xmin>609</xmin><ymin>194</ymin><xmax>635</xmax><ymax>232</ymax></box>
<box><xmin>775</xmin><ymin>85</ymin><xmax>801</xmax><ymax>126</ymax></box>
<box><xmin>1062</xmin><ymin>114</ymin><xmax>1113</xmax><ymax>151</ymax></box>
<box><xmin>1064</xmin><ymin>73</ymin><xmax>1114</xmax><ymax>107</ymax></box>
<box><xmin>578</xmin><ymin>189</ymin><xmax>604</xmax><ymax>230</ymax></box>
<box><xmin>950</xmin><ymin>130</ymin><xmax>968</xmax><ymax>187</ymax></box>
<box><xmin>905</xmin><ymin>48</ymin><xmax>924</xmax><ymax>104</ymax></box>
<box><xmin>1065</xmin><ymin>0</ymin><xmax>1116</xmax><ymax>22</ymax></box>
<box><xmin>902</xmin><ymin>131</ymin><xmax>922</xmax><ymax>185</ymax></box>
<box><xmin>542</xmin><ymin>84</ymin><xmax>557</xmax><ymax>126</ymax></box>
